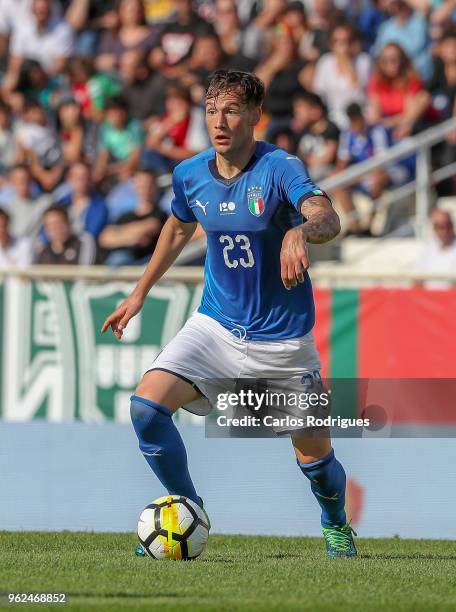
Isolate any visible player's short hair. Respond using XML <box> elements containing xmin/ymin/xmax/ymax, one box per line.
<box><xmin>205</xmin><ymin>70</ymin><xmax>265</xmax><ymax>108</ymax></box>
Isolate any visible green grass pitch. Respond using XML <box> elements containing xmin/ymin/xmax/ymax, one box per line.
<box><xmin>1</xmin><ymin>532</ymin><xmax>456</xmax><ymax>611</ymax></box>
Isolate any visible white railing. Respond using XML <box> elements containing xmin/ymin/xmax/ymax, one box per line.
<box><xmin>0</xmin><ymin>265</ymin><xmax>204</xmax><ymax>282</ymax></box>
<box><xmin>1</xmin><ymin>265</ymin><xmax>456</xmax><ymax>286</ymax></box>
<box><xmin>175</xmin><ymin>117</ymin><xmax>456</xmax><ymax>261</ymax></box>
<box><xmin>320</xmin><ymin>117</ymin><xmax>456</xmax><ymax>240</ymax></box>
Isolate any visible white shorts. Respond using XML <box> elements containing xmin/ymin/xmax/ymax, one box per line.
<box><xmin>149</xmin><ymin>312</ymin><xmax>325</xmax><ymax>430</ymax></box>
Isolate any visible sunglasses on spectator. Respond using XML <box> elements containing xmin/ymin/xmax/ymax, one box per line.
<box><xmin>433</xmin><ymin>223</ymin><xmax>453</xmax><ymax>229</ymax></box>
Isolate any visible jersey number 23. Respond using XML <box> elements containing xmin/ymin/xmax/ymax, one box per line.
<box><xmin>219</xmin><ymin>234</ymin><xmax>255</xmax><ymax>269</ymax></box>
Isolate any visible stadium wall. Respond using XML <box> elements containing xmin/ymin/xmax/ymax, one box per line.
<box><xmin>1</xmin><ymin>423</ymin><xmax>455</xmax><ymax>539</ymax></box>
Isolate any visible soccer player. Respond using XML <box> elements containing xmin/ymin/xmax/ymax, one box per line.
<box><xmin>101</xmin><ymin>70</ymin><xmax>357</xmax><ymax>558</ymax></box>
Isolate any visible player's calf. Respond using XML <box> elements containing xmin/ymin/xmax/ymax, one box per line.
<box><xmin>297</xmin><ymin>448</ymin><xmax>347</xmax><ymax>528</ymax></box>
<box><xmin>130</xmin><ymin>372</ymin><xmax>201</xmax><ymax>507</ymax></box>
<box><xmin>294</xmin><ymin>442</ymin><xmax>357</xmax><ymax>557</ymax></box>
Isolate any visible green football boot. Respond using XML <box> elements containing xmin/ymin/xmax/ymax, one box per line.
<box><xmin>135</xmin><ymin>543</ymin><xmax>147</xmax><ymax>557</ymax></box>
<box><xmin>322</xmin><ymin>523</ymin><xmax>357</xmax><ymax>558</ymax></box>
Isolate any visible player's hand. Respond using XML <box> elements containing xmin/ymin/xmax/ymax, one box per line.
<box><xmin>100</xmin><ymin>291</ymin><xmax>145</xmax><ymax>339</ymax></box>
<box><xmin>280</xmin><ymin>227</ymin><xmax>310</xmax><ymax>290</ymax></box>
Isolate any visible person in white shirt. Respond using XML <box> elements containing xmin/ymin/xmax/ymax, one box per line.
<box><xmin>313</xmin><ymin>22</ymin><xmax>371</xmax><ymax>129</ymax></box>
<box><xmin>3</xmin><ymin>0</ymin><xmax>73</xmax><ymax>92</ymax></box>
<box><xmin>0</xmin><ymin>0</ymin><xmax>61</xmax><ymax>35</ymax></box>
<box><xmin>0</xmin><ymin>208</ymin><xmax>33</xmax><ymax>269</ymax></box>
<box><xmin>1</xmin><ymin>164</ymin><xmax>52</xmax><ymax>240</ymax></box>
<box><xmin>416</xmin><ymin>209</ymin><xmax>456</xmax><ymax>290</ymax></box>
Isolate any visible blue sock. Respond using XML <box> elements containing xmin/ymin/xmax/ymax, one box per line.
<box><xmin>130</xmin><ymin>395</ymin><xmax>200</xmax><ymax>506</ymax></box>
<box><xmin>298</xmin><ymin>449</ymin><xmax>347</xmax><ymax>528</ymax></box>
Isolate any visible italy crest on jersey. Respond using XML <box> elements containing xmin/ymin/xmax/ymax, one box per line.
<box><xmin>247</xmin><ymin>186</ymin><xmax>265</xmax><ymax>217</ymax></box>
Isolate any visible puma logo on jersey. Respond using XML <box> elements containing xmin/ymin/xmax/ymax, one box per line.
<box><xmin>190</xmin><ymin>199</ymin><xmax>210</xmax><ymax>215</ymax></box>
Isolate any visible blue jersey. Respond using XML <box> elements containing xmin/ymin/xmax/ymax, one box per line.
<box><xmin>171</xmin><ymin>141</ymin><xmax>324</xmax><ymax>340</ymax></box>
<box><xmin>338</xmin><ymin>124</ymin><xmax>392</xmax><ymax>165</ymax></box>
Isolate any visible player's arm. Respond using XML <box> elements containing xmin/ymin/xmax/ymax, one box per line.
<box><xmin>300</xmin><ymin>195</ymin><xmax>341</xmax><ymax>244</ymax></box>
<box><xmin>280</xmin><ymin>196</ymin><xmax>340</xmax><ymax>290</ymax></box>
<box><xmin>276</xmin><ymin>153</ymin><xmax>341</xmax><ymax>289</ymax></box>
<box><xmin>101</xmin><ymin>214</ymin><xmax>197</xmax><ymax>338</ymax></box>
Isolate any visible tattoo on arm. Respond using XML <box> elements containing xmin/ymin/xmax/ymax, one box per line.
<box><xmin>300</xmin><ymin>196</ymin><xmax>341</xmax><ymax>244</ymax></box>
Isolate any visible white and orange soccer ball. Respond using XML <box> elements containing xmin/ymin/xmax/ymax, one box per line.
<box><xmin>137</xmin><ymin>495</ymin><xmax>210</xmax><ymax>560</ymax></box>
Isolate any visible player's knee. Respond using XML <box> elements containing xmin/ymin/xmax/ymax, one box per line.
<box><xmin>134</xmin><ymin>370</ymin><xmax>184</xmax><ymax>410</ymax></box>
<box><xmin>130</xmin><ymin>395</ymin><xmax>151</xmax><ymax>422</ymax></box>
<box><xmin>130</xmin><ymin>396</ymin><xmax>172</xmax><ymax>453</ymax></box>
<box><xmin>293</xmin><ymin>437</ymin><xmax>332</xmax><ymax>465</ymax></box>
<box><xmin>134</xmin><ymin>374</ymin><xmax>160</xmax><ymax>404</ymax></box>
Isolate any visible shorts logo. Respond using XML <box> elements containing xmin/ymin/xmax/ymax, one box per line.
<box><xmin>219</xmin><ymin>201</ymin><xmax>236</xmax><ymax>214</ymax></box>
<box><xmin>247</xmin><ymin>186</ymin><xmax>265</xmax><ymax>217</ymax></box>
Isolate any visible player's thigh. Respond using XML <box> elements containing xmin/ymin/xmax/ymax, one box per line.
<box><xmin>135</xmin><ymin>369</ymin><xmax>201</xmax><ymax>413</ymax></box>
<box><xmin>291</xmin><ymin>431</ymin><xmax>332</xmax><ymax>464</ymax></box>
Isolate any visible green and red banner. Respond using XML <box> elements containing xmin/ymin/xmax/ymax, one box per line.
<box><xmin>313</xmin><ymin>287</ymin><xmax>456</xmax><ymax>425</ymax></box>
<box><xmin>1</xmin><ymin>279</ymin><xmax>455</xmax><ymax>423</ymax></box>
<box><xmin>313</xmin><ymin>287</ymin><xmax>456</xmax><ymax>378</ymax></box>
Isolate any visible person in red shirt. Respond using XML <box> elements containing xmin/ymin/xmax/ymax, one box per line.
<box><xmin>366</xmin><ymin>43</ymin><xmax>431</xmax><ymax>140</ymax></box>
<box><xmin>143</xmin><ymin>84</ymin><xmax>209</xmax><ymax>173</ymax></box>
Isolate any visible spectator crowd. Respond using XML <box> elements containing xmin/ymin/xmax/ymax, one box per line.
<box><xmin>0</xmin><ymin>0</ymin><xmax>455</xmax><ymax>266</ymax></box>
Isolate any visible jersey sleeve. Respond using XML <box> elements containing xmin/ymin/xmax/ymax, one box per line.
<box><xmin>273</xmin><ymin>152</ymin><xmax>330</xmax><ymax>213</ymax></box>
<box><xmin>170</xmin><ymin>165</ymin><xmax>197</xmax><ymax>223</ymax></box>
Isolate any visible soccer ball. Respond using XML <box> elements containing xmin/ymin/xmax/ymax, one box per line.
<box><xmin>137</xmin><ymin>495</ymin><xmax>210</xmax><ymax>560</ymax></box>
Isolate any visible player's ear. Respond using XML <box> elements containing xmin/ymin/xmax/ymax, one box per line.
<box><xmin>250</xmin><ymin>106</ymin><xmax>262</xmax><ymax>127</ymax></box>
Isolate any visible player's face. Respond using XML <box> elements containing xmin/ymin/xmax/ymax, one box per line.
<box><xmin>205</xmin><ymin>91</ymin><xmax>261</xmax><ymax>157</ymax></box>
